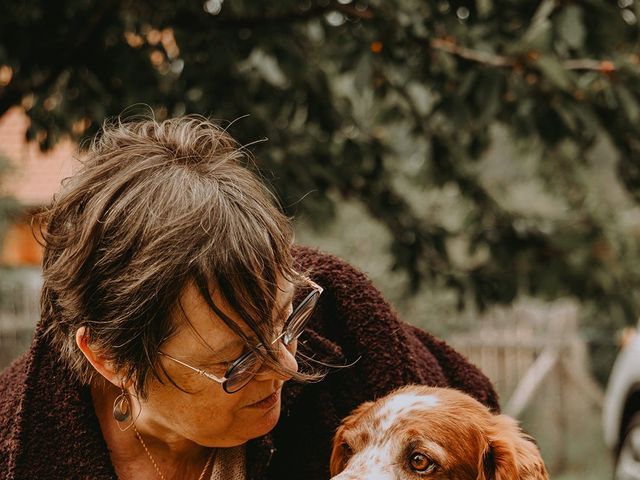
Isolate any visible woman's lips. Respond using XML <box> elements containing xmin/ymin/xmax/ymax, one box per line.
<box><xmin>247</xmin><ymin>389</ymin><xmax>281</xmax><ymax>409</ymax></box>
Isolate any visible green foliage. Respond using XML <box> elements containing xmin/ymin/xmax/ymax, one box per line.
<box><xmin>2</xmin><ymin>0</ymin><xmax>640</xmax><ymax>335</ymax></box>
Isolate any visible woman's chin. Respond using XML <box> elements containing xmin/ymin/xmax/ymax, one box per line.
<box><xmin>247</xmin><ymin>398</ymin><xmax>282</xmax><ymax>438</ymax></box>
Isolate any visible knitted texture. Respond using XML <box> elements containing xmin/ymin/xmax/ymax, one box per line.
<box><xmin>210</xmin><ymin>446</ymin><xmax>246</xmax><ymax>480</ymax></box>
<box><xmin>0</xmin><ymin>246</ymin><xmax>498</xmax><ymax>480</ymax></box>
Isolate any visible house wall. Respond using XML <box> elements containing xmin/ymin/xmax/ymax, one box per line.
<box><xmin>0</xmin><ymin>213</ymin><xmax>44</xmax><ymax>267</ymax></box>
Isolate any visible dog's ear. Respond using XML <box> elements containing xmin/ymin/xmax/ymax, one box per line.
<box><xmin>477</xmin><ymin>429</ymin><xmax>518</xmax><ymax>480</ymax></box>
<box><xmin>478</xmin><ymin>414</ymin><xmax>549</xmax><ymax>480</ymax></box>
<box><xmin>330</xmin><ymin>401</ymin><xmax>374</xmax><ymax>477</ymax></box>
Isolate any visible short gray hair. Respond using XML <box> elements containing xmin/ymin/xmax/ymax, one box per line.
<box><xmin>38</xmin><ymin>115</ymin><xmax>307</xmax><ymax>396</ymax></box>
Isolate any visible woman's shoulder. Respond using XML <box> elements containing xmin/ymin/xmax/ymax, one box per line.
<box><xmin>292</xmin><ymin>245</ymin><xmax>397</xmax><ymax>316</ymax></box>
<box><xmin>0</xmin><ymin>351</ymin><xmax>30</xmax><ymax>410</ymax></box>
<box><xmin>0</xmin><ymin>351</ymin><xmax>30</xmax><ymax>476</ymax></box>
<box><xmin>291</xmin><ymin>245</ymin><xmax>499</xmax><ymax>412</ymax></box>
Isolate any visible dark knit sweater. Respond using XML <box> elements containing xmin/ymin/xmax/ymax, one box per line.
<box><xmin>0</xmin><ymin>246</ymin><xmax>498</xmax><ymax>479</ymax></box>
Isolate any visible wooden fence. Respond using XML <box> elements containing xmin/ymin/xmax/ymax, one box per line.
<box><xmin>0</xmin><ymin>268</ymin><xmax>41</xmax><ymax>368</ymax></box>
<box><xmin>447</xmin><ymin>298</ymin><xmax>605</xmax><ymax>473</ymax></box>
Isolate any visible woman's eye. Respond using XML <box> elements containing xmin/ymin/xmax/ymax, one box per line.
<box><xmin>409</xmin><ymin>452</ymin><xmax>435</xmax><ymax>474</ymax></box>
<box><xmin>197</xmin><ymin>361</ymin><xmax>227</xmax><ymax>376</ymax></box>
<box><xmin>214</xmin><ymin>361</ymin><xmax>232</xmax><ymax>372</ymax></box>
<box><xmin>208</xmin><ymin>352</ymin><xmax>245</xmax><ymax>372</ymax></box>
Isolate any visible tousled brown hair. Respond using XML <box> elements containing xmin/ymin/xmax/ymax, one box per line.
<box><xmin>37</xmin><ymin>115</ymin><xmax>313</xmax><ymax>396</ymax></box>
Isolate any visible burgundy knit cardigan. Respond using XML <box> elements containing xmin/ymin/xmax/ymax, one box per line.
<box><xmin>0</xmin><ymin>246</ymin><xmax>498</xmax><ymax>479</ymax></box>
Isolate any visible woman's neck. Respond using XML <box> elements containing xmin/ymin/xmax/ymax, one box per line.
<box><xmin>90</xmin><ymin>381</ymin><xmax>213</xmax><ymax>480</ymax></box>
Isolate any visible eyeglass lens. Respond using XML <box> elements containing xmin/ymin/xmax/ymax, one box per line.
<box><xmin>224</xmin><ymin>289</ymin><xmax>320</xmax><ymax>393</ymax></box>
<box><xmin>281</xmin><ymin>291</ymin><xmax>318</xmax><ymax>345</ymax></box>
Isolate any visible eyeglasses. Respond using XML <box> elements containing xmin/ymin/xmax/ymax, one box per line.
<box><xmin>159</xmin><ymin>278</ymin><xmax>323</xmax><ymax>394</ymax></box>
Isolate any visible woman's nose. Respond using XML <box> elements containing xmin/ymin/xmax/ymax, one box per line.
<box><xmin>255</xmin><ymin>340</ymin><xmax>299</xmax><ymax>381</ymax></box>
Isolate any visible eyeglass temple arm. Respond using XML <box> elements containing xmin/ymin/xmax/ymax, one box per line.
<box><xmin>306</xmin><ymin>278</ymin><xmax>323</xmax><ymax>294</ymax></box>
<box><xmin>158</xmin><ymin>352</ymin><xmax>227</xmax><ymax>383</ymax></box>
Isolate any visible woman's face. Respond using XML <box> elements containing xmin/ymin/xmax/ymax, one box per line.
<box><xmin>134</xmin><ymin>277</ymin><xmax>297</xmax><ymax>448</ymax></box>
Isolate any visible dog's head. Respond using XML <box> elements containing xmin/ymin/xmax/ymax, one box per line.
<box><xmin>330</xmin><ymin>385</ymin><xmax>548</xmax><ymax>480</ymax></box>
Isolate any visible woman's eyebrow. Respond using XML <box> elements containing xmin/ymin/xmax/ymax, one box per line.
<box><xmin>201</xmin><ymin>342</ymin><xmax>244</xmax><ymax>363</ymax></box>
<box><xmin>275</xmin><ymin>289</ymin><xmax>295</xmax><ymax>321</ymax></box>
<box><xmin>199</xmin><ymin>289</ymin><xmax>296</xmax><ymax>363</ymax></box>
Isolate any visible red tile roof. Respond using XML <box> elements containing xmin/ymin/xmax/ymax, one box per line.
<box><xmin>0</xmin><ymin>107</ymin><xmax>79</xmax><ymax>207</ymax></box>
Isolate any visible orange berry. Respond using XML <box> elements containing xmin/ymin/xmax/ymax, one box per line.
<box><xmin>600</xmin><ymin>60</ymin><xmax>615</xmax><ymax>74</ymax></box>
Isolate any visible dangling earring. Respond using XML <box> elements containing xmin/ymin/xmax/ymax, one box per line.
<box><xmin>112</xmin><ymin>386</ymin><xmax>139</xmax><ymax>431</ymax></box>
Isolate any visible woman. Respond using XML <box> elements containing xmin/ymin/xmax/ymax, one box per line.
<box><xmin>0</xmin><ymin>116</ymin><xmax>498</xmax><ymax>479</ymax></box>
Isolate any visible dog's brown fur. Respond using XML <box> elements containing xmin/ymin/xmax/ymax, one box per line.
<box><xmin>330</xmin><ymin>385</ymin><xmax>548</xmax><ymax>479</ymax></box>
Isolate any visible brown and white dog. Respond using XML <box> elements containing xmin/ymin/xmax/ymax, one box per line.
<box><xmin>330</xmin><ymin>385</ymin><xmax>548</xmax><ymax>479</ymax></box>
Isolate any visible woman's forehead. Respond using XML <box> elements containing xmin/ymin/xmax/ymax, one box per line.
<box><xmin>167</xmin><ymin>276</ymin><xmax>295</xmax><ymax>355</ymax></box>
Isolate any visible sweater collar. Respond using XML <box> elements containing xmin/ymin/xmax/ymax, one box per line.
<box><xmin>11</xmin><ymin>325</ymin><xmax>117</xmax><ymax>479</ymax></box>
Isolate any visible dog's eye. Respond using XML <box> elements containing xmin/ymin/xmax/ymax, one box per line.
<box><xmin>409</xmin><ymin>452</ymin><xmax>436</xmax><ymax>474</ymax></box>
<box><xmin>341</xmin><ymin>443</ymin><xmax>353</xmax><ymax>458</ymax></box>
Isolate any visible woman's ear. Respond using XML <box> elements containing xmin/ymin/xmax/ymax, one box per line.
<box><xmin>75</xmin><ymin>326</ymin><xmax>122</xmax><ymax>387</ymax></box>
<box><xmin>330</xmin><ymin>401</ymin><xmax>374</xmax><ymax>477</ymax></box>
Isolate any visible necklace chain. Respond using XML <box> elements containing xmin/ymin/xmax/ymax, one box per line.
<box><xmin>133</xmin><ymin>425</ymin><xmax>215</xmax><ymax>480</ymax></box>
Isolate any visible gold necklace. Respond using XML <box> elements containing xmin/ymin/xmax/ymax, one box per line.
<box><xmin>133</xmin><ymin>425</ymin><xmax>215</xmax><ymax>480</ymax></box>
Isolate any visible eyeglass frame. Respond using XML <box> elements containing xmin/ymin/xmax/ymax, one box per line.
<box><xmin>158</xmin><ymin>277</ymin><xmax>323</xmax><ymax>394</ymax></box>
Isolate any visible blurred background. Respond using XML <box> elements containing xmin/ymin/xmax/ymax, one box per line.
<box><xmin>2</xmin><ymin>1</ymin><xmax>640</xmax><ymax>478</ymax></box>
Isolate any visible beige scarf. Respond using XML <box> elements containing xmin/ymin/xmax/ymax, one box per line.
<box><xmin>209</xmin><ymin>445</ymin><xmax>246</xmax><ymax>480</ymax></box>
